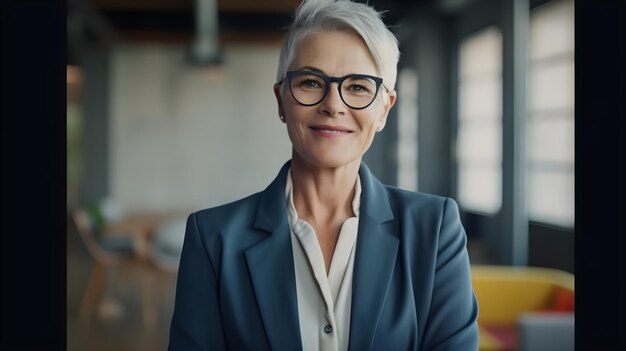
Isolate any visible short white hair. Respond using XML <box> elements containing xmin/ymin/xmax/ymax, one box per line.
<box><xmin>276</xmin><ymin>0</ymin><xmax>400</xmax><ymax>90</ymax></box>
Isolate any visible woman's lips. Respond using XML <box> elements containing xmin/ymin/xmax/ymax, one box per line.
<box><xmin>309</xmin><ymin>125</ymin><xmax>353</xmax><ymax>138</ymax></box>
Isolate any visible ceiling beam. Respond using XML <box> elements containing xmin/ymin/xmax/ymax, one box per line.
<box><xmin>116</xmin><ymin>29</ymin><xmax>285</xmax><ymax>45</ymax></box>
<box><xmin>89</xmin><ymin>0</ymin><xmax>299</xmax><ymax>13</ymax></box>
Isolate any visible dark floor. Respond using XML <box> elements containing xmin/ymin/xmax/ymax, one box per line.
<box><xmin>67</xmin><ymin>228</ymin><xmax>491</xmax><ymax>351</ymax></box>
<box><xmin>67</xmin><ymin>227</ymin><xmax>178</xmax><ymax>351</ymax></box>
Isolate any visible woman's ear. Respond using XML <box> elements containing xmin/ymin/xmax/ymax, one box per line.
<box><xmin>274</xmin><ymin>83</ymin><xmax>284</xmax><ymax>117</ymax></box>
<box><xmin>377</xmin><ymin>90</ymin><xmax>397</xmax><ymax>132</ymax></box>
<box><xmin>386</xmin><ymin>90</ymin><xmax>397</xmax><ymax>115</ymax></box>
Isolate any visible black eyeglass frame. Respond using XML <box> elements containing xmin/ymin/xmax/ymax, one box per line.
<box><xmin>282</xmin><ymin>70</ymin><xmax>389</xmax><ymax>110</ymax></box>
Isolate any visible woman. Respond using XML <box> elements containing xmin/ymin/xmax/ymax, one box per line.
<box><xmin>168</xmin><ymin>0</ymin><xmax>479</xmax><ymax>350</ymax></box>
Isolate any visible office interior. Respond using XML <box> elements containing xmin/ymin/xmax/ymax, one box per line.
<box><xmin>67</xmin><ymin>0</ymin><xmax>575</xmax><ymax>350</ymax></box>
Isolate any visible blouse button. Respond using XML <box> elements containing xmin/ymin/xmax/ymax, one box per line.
<box><xmin>324</xmin><ymin>324</ymin><xmax>333</xmax><ymax>334</ymax></box>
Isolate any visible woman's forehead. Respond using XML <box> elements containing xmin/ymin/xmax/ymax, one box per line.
<box><xmin>289</xmin><ymin>31</ymin><xmax>379</xmax><ymax>76</ymax></box>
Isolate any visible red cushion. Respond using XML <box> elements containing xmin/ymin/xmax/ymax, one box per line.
<box><xmin>482</xmin><ymin>324</ymin><xmax>518</xmax><ymax>351</ymax></box>
<box><xmin>546</xmin><ymin>287</ymin><xmax>575</xmax><ymax>312</ymax></box>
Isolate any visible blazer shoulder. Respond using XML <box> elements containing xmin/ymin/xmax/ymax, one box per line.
<box><xmin>191</xmin><ymin>191</ymin><xmax>263</xmax><ymax>233</ymax></box>
<box><xmin>383</xmin><ymin>185</ymin><xmax>451</xmax><ymax>211</ymax></box>
<box><xmin>381</xmin><ymin>185</ymin><xmax>463</xmax><ymax>234</ymax></box>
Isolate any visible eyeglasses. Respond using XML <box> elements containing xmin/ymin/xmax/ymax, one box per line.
<box><xmin>282</xmin><ymin>70</ymin><xmax>388</xmax><ymax>110</ymax></box>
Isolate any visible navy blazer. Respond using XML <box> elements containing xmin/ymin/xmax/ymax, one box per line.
<box><xmin>169</xmin><ymin>161</ymin><xmax>479</xmax><ymax>350</ymax></box>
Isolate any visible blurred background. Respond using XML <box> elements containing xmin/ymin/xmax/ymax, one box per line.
<box><xmin>66</xmin><ymin>0</ymin><xmax>574</xmax><ymax>350</ymax></box>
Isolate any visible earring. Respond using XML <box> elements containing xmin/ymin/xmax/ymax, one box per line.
<box><xmin>280</xmin><ymin>115</ymin><xmax>286</xmax><ymax>122</ymax></box>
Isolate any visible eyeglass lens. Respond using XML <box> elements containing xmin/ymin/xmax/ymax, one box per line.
<box><xmin>289</xmin><ymin>72</ymin><xmax>380</xmax><ymax>109</ymax></box>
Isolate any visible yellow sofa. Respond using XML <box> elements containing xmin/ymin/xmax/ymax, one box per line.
<box><xmin>471</xmin><ymin>265</ymin><xmax>575</xmax><ymax>351</ymax></box>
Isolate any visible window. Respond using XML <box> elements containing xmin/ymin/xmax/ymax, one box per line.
<box><xmin>527</xmin><ymin>0</ymin><xmax>574</xmax><ymax>227</ymax></box>
<box><xmin>397</xmin><ymin>67</ymin><xmax>419</xmax><ymax>191</ymax></box>
<box><xmin>456</xmin><ymin>27</ymin><xmax>503</xmax><ymax>214</ymax></box>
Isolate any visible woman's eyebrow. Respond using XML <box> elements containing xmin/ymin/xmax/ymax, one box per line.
<box><xmin>295</xmin><ymin>66</ymin><xmax>325</xmax><ymax>75</ymax></box>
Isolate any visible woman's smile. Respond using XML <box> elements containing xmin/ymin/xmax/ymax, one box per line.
<box><xmin>309</xmin><ymin>124</ymin><xmax>354</xmax><ymax>138</ymax></box>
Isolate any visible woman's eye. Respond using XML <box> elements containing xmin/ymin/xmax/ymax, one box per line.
<box><xmin>296</xmin><ymin>77</ymin><xmax>325</xmax><ymax>90</ymax></box>
<box><xmin>347</xmin><ymin>84</ymin><xmax>371</xmax><ymax>94</ymax></box>
<box><xmin>303</xmin><ymin>79</ymin><xmax>322</xmax><ymax>88</ymax></box>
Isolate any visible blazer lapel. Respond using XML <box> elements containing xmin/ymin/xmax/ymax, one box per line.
<box><xmin>243</xmin><ymin>161</ymin><xmax>398</xmax><ymax>351</ymax></box>
<box><xmin>348</xmin><ymin>163</ymin><xmax>399</xmax><ymax>351</ymax></box>
<box><xmin>244</xmin><ymin>161</ymin><xmax>303</xmax><ymax>351</ymax></box>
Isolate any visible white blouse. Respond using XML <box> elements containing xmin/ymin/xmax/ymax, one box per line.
<box><xmin>285</xmin><ymin>169</ymin><xmax>361</xmax><ymax>351</ymax></box>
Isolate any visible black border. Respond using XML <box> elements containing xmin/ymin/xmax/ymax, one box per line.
<box><xmin>1</xmin><ymin>0</ymin><xmax>66</xmax><ymax>350</ymax></box>
<box><xmin>575</xmin><ymin>0</ymin><xmax>626</xmax><ymax>349</ymax></box>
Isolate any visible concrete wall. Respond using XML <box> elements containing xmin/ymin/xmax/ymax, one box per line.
<box><xmin>109</xmin><ymin>43</ymin><xmax>292</xmax><ymax>212</ymax></box>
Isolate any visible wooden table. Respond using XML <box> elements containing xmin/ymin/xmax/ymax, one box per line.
<box><xmin>103</xmin><ymin>212</ymin><xmax>179</xmax><ymax>261</ymax></box>
<box><xmin>100</xmin><ymin>210</ymin><xmax>189</xmax><ymax>328</ymax></box>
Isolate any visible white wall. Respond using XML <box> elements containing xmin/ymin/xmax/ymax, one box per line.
<box><xmin>110</xmin><ymin>43</ymin><xmax>292</xmax><ymax>212</ymax></box>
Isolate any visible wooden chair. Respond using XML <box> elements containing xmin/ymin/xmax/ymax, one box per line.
<box><xmin>70</xmin><ymin>207</ymin><xmax>139</xmax><ymax>320</ymax></box>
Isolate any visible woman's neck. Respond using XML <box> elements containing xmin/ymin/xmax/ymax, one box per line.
<box><xmin>289</xmin><ymin>155</ymin><xmax>360</xmax><ymax>224</ymax></box>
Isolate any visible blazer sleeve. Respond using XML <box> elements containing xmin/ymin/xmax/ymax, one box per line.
<box><xmin>422</xmin><ymin>198</ymin><xmax>479</xmax><ymax>351</ymax></box>
<box><xmin>168</xmin><ymin>213</ymin><xmax>227</xmax><ymax>350</ymax></box>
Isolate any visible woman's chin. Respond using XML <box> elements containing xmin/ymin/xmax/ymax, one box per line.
<box><xmin>292</xmin><ymin>151</ymin><xmax>362</xmax><ymax>170</ymax></box>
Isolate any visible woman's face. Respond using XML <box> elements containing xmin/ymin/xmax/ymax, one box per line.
<box><xmin>274</xmin><ymin>30</ymin><xmax>396</xmax><ymax>170</ymax></box>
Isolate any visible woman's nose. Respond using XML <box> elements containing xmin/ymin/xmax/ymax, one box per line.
<box><xmin>318</xmin><ymin>83</ymin><xmax>347</xmax><ymax>116</ymax></box>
